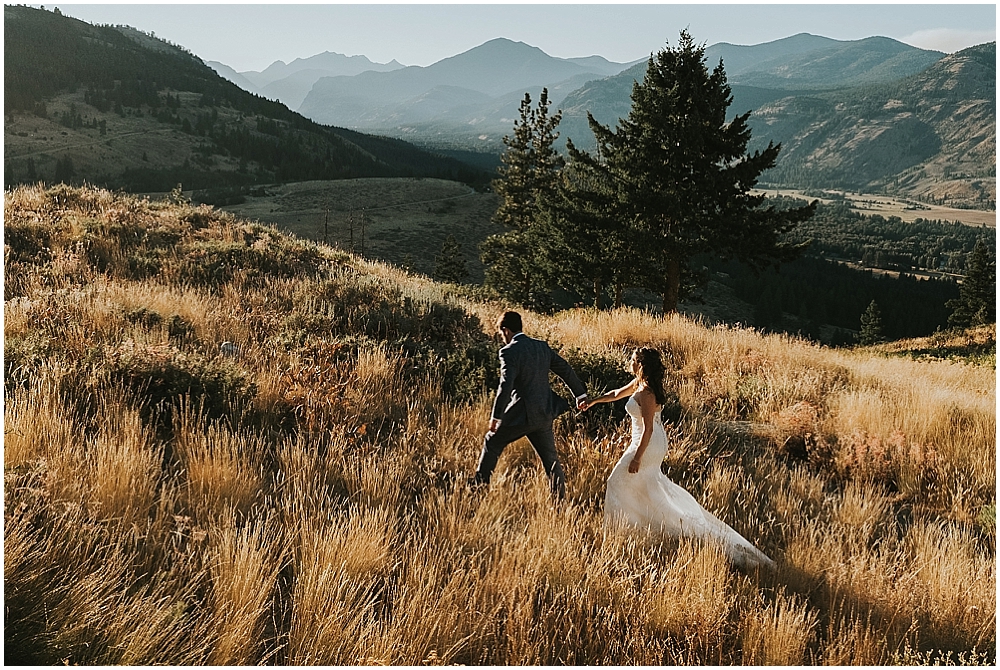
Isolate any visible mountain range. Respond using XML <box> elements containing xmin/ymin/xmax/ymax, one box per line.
<box><xmin>211</xmin><ymin>33</ymin><xmax>949</xmax><ymax>151</ymax></box>
<box><xmin>208</xmin><ymin>51</ymin><xmax>406</xmax><ymax>110</ymax></box>
<box><xmin>207</xmin><ymin>38</ymin><xmax>639</xmax><ymax>150</ymax></box>
<box><xmin>296</xmin><ymin>38</ymin><xmax>636</xmax><ymax>129</ymax></box>
<box><xmin>556</xmin><ymin>38</ymin><xmax>994</xmax><ymax>206</ymax></box>
<box><xmin>213</xmin><ymin>32</ymin><xmax>992</xmax><ymax>207</ymax></box>
<box><xmin>4</xmin><ymin>6</ymin><xmax>995</xmax><ymax>208</ymax></box>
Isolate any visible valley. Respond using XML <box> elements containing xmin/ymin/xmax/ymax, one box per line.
<box><xmin>754</xmin><ymin>188</ymin><xmax>995</xmax><ymax>228</ymax></box>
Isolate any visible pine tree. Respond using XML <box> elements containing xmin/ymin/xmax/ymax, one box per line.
<box><xmin>481</xmin><ymin>88</ymin><xmax>564</xmax><ymax>310</ymax></box>
<box><xmin>53</xmin><ymin>155</ymin><xmax>74</xmax><ymax>183</ymax></box>
<box><xmin>946</xmin><ymin>237</ymin><xmax>996</xmax><ymax>328</ymax></box>
<box><xmin>534</xmin><ymin>150</ymin><xmax>629</xmax><ymax>308</ymax></box>
<box><xmin>859</xmin><ymin>300</ymin><xmax>885</xmax><ymax>345</ymax></box>
<box><xmin>490</xmin><ymin>88</ymin><xmax>564</xmax><ymax>231</ymax></box>
<box><xmin>434</xmin><ymin>235</ymin><xmax>469</xmax><ymax>284</ymax></box>
<box><xmin>568</xmin><ymin>31</ymin><xmax>816</xmax><ymax>313</ymax></box>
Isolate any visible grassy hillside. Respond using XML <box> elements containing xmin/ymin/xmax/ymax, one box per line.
<box><xmin>3</xmin><ymin>5</ymin><xmax>489</xmax><ymax>191</ymax></box>
<box><xmin>219</xmin><ymin>178</ymin><xmax>502</xmax><ymax>282</ymax></box>
<box><xmin>5</xmin><ymin>185</ymin><xmax>995</xmax><ymax>665</ymax></box>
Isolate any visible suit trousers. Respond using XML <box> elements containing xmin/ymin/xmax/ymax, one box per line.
<box><xmin>475</xmin><ymin>420</ymin><xmax>566</xmax><ymax>499</ymax></box>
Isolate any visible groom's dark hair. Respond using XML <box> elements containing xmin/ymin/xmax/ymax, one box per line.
<box><xmin>497</xmin><ymin>310</ymin><xmax>522</xmax><ymax>333</ymax></box>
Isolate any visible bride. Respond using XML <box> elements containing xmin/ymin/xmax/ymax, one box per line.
<box><xmin>581</xmin><ymin>348</ymin><xmax>774</xmax><ymax>570</ymax></box>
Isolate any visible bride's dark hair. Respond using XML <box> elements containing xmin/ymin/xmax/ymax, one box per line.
<box><xmin>634</xmin><ymin>347</ymin><xmax>667</xmax><ymax>406</ymax></box>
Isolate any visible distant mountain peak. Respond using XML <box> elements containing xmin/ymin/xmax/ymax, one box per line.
<box><xmin>481</xmin><ymin>37</ymin><xmax>528</xmax><ymax>46</ymax></box>
<box><xmin>712</xmin><ymin>32</ymin><xmax>838</xmax><ymax>49</ymax></box>
<box><xmin>463</xmin><ymin>37</ymin><xmax>543</xmax><ymax>54</ymax></box>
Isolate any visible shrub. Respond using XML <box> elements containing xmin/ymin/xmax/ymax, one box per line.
<box><xmin>771</xmin><ymin>400</ymin><xmax>824</xmax><ymax>462</ymax></box>
<box><xmin>5</xmin><ymin>333</ymin><xmax>54</xmax><ymax>394</ymax></box>
<box><xmin>177</xmin><ymin>239</ymin><xmax>324</xmax><ymax>287</ymax></box>
<box><xmin>101</xmin><ymin>340</ymin><xmax>254</xmax><ymax>428</ymax></box>
<box><xmin>4</xmin><ymin>222</ymin><xmax>53</xmax><ymax>266</ymax></box>
<box><xmin>123</xmin><ymin>307</ymin><xmax>163</xmax><ymax>329</ymax></box>
<box><xmin>439</xmin><ymin>338</ymin><xmax>498</xmax><ymax>403</ymax></box>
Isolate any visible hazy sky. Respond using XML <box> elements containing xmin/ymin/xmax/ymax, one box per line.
<box><xmin>51</xmin><ymin>2</ymin><xmax>997</xmax><ymax>72</ymax></box>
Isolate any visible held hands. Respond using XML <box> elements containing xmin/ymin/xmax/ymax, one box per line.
<box><xmin>577</xmin><ymin>396</ymin><xmax>592</xmax><ymax>411</ymax></box>
<box><xmin>488</xmin><ymin>418</ymin><xmax>501</xmax><ymax>435</ymax></box>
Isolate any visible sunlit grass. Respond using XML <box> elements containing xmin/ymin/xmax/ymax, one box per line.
<box><xmin>5</xmin><ymin>184</ymin><xmax>995</xmax><ymax>665</ymax></box>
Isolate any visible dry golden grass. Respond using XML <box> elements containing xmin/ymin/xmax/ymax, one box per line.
<box><xmin>742</xmin><ymin>591</ymin><xmax>819</xmax><ymax>665</ymax></box>
<box><xmin>4</xmin><ymin>184</ymin><xmax>995</xmax><ymax>665</ymax></box>
<box><xmin>208</xmin><ymin>513</ymin><xmax>286</xmax><ymax>665</ymax></box>
<box><xmin>4</xmin><ymin>378</ymin><xmax>76</xmax><ymax>467</ymax></box>
<box><xmin>175</xmin><ymin>417</ymin><xmax>267</xmax><ymax>523</ymax></box>
<box><xmin>85</xmin><ymin>400</ymin><xmax>161</xmax><ymax>524</ymax></box>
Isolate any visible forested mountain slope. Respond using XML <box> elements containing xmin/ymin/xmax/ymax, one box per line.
<box><xmin>3</xmin><ymin>5</ymin><xmax>488</xmax><ymax>191</ymax></box>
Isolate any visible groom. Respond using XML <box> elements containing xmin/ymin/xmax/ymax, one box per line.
<box><xmin>473</xmin><ymin>311</ymin><xmax>588</xmax><ymax>499</ymax></box>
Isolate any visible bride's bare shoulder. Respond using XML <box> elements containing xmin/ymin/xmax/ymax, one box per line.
<box><xmin>635</xmin><ymin>387</ymin><xmax>663</xmax><ymax>411</ymax></box>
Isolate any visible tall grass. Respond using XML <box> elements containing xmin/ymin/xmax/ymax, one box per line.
<box><xmin>5</xmin><ymin>185</ymin><xmax>995</xmax><ymax>664</ymax></box>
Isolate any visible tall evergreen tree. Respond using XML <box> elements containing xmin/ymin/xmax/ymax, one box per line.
<box><xmin>491</xmin><ymin>93</ymin><xmax>537</xmax><ymax>232</ymax></box>
<box><xmin>434</xmin><ymin>235</ymin><xmax>469</xmax><ymax>284</ymax></box>
<box><xmin>947</xmin><ymin>237</ymin><xmax>996</xmax><ymax>328</ymax></box>
<box><xmin>569</xmin><ymin>31</ymin><xmax>816</xmax><ymax>313</ymax></box>
<box><xmin>54</xmin><ymin>155</ymin><xmax>75</xmax><ymax>183</ymax></box>
<box><xmin>859</xmin><ymin>299</ymin><xmax>885</xmax><ymax>345</ymax></box>
<box><xmin>481</xmin><ymin>89</ymin><xmax>563</xmax><ymax>310</ymax></box>
<box><xmin>535</xmin><ymin>148</ymin><xmax>629</xmax><ymax>308</ymax></box>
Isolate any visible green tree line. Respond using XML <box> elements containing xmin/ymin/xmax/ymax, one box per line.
<box><xmin>707</xmin><ymin>255</ymin><xmax>959</xmax><ymax>343</ymax></box>
<box><xmin>775</xmin><ymin>197</ymin><xmax>995</xmax><ymax>273</ymax></box>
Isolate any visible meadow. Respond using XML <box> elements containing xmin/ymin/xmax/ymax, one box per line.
<box><xmin>754</xmin><ymin>188</ymin><xmax>996</xmax><ymax>229</ymax></box>
<box><xmin>4</xmin><ymin>184</ymin><xmax>995</xmax><ymax>665</ymax></box>
<box><xmin>221</xmin><ymin>178</ymin><xmax>501</xmax><ymax>281</ymax></box>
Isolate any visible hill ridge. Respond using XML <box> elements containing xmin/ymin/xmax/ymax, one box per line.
<box><xmin>3</xmin><ymin>5</ymin><xmax>490</xmax><ymax>191</ymax></box>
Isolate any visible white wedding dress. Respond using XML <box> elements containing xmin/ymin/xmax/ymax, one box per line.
<box><xmin>604</xmin><ymin>395</ymin><xmax>775</xmax><ymax>570</ymax></box>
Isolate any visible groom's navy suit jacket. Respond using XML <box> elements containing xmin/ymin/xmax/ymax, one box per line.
<box><xmin>491</xmin><ymin>333</ymin><xmax>586</xmax><ymax>427</ymax></box>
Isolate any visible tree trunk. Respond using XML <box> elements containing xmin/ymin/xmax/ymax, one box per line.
<box><xmin>614</xmin><ymin>278</ymin><xmax>624</xmax><ymax>309</ymax></box>
<box><xmin>663</xmin><ymin>259</ymin><xmax>681</xmax><ymax>314</ymax></box>
<box><xmin>593</xmin><ymin>278</ymin><xmax>602</xmax><ymax>309</ymax></box>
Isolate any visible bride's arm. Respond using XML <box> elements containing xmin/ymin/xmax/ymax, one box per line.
<box><xmin>581</xmin><ymin>378</ymin><xmax>638</xmax><ymax>410</ymax></box>
<box><xmin>629</xmin><ymin>392</ymin><xmax>657</xmax><ymax>473</ymax></box>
